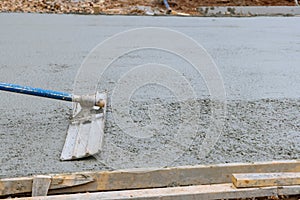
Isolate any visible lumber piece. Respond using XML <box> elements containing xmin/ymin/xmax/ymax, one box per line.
<box><xmin>0</xmin><ymin>177</ymin><xmax>32</xmax><ymax>197</ymax></box>
<box><xmin>16</xmin><ymin>183</ymin><xmax>279</xmax><ymax>200</ymax></box>
<box><xmin>50</xmin><ymin>174</ymin><xmax>94</xmax><ymax>190</ymax></box>
<box><xmin>48</xmin><ymin>160</ymin><xmax>300</xmax><ymax>195</ymax></box>
<box><xmin>1</xmin><ymin>160</ymin><xmax>299</xmax><ymax>196</ymax></box>
<box><xmin>32</xmin><ymin>175</ymin><xmax>51</xmax><ymax>197</ymax></box>
<box><xmin>0</xmin><ymin>174</ymin><xmax>94</xmax><ymax>196</ymax></box>
<box><xmin>232</xmin><ymin>172</ymin><xmax>300</xmax><ymax>188</ymax></box>
<box><xmin>278</xmin><ymin>185</ymin><xmax>300</xmax><ymax>196</ymax></box>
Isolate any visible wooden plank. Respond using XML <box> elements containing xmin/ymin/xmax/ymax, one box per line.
<box><xmin>32</xmin><ymin>175</ymin><xmax>51</xmax><ymax>197</ymax></box>
<box><xmin>0</xmin><ymin>177</ymin><xmax>32</xmax><ymax>196</ymax></box>
<box><xmin>16</xmin><ymin>183</ymin><xmax>279</xmax><ymax>200</ymax></box>
<box><xmin>50</xmin><ymin>174</ymin><xmax>94</xmax><ymax>190</ymax></box>
<box><xmin>232</xmin><ymin>172</ymin><xmax>300</xmax><ymax>188</ymax></box>
<box><xmin>278</xmin><ymin>185</ymin><xmax>300</xmax><ymax>196</ymax></box>
<box><xmin>1</xmin><ymin>160</ymin><xmax>299</xmax><ymax>196</ymax></box>
<box><xmin>0</xmin><ymin>174</ymin><xmax>94</xmax><ymax>196</ymax></box>
<box><xmin>48</xmin><ymin>160</ymin><xmax>300</xmax><ymax>195</ymax></box>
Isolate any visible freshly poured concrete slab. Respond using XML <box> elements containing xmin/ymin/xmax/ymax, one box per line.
<box><xmin>0</xmin><ymin>14</ymin><xmax>299</xmax><ymax>178</ymax></box>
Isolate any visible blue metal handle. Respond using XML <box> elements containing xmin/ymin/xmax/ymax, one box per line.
<box><xmin>163</xmin><ymin>0</ymin><xmax>171</xmax><ymax>11</ymax></box>
<box><xmin>0</xmin><ymin>82</ymin><xmax>73</xmax><ymax>102</ymax></box>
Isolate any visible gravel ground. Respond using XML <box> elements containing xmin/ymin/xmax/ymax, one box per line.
<box><xmin>0</xmin><ymin>0</ymin><xmax>296</xmax><ymax>16</ymax></box>
<box><xmin>0</xmin><ymin>14</ymin><xmax>299</xmax><ymax>178</ymax></box>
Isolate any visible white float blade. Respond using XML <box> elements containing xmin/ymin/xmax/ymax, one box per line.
<box><xmin>60</xmin><ymin>93</ymin><xmax>107</xmax><ymax>161</ymax></box>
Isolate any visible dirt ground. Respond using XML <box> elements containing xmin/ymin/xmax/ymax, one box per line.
<box><xmin>0</xmin><ymin>0</ymin><xmax>297</xmax><ymax>16</ymax></box>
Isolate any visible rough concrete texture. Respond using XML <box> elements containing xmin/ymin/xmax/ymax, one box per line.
<box><xmin>0</xmin><ymin>14</ymin><xmax>299</xmax><ymax>178</ymax></box>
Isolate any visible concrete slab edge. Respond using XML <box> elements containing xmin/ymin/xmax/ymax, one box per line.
<box><xmin>198</xmin><ymin>6</ymin><xmax>300</xmax><ymax>17</ymax></box>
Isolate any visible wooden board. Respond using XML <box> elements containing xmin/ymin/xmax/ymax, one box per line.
<box><xmin>31</xmin><ymin>176</ymin><xmax>51</xmax><ymax>197</ymax></box>
<box><xmin>16</xmin><ymin>183</ymin><xmax>286</xmax><ymax>200</ymax></box>
<box><xmin>232</xmin><ymin>172</ymin><xmax>300</xmax><ymax>188</ymax></box>
<box><xmin>1</xmin><ymin>160</ymin><xmax>300</xmax><ymax>197</ymax></box>
<box><xmin>278</xmin><ymin>185</ymin><xmax>300</xmax><ymax>196</ymax></box>
<box><xmin>0</xmin><ymin>174</ymin><xmax>94</xmax><ymax>196</ymax></box>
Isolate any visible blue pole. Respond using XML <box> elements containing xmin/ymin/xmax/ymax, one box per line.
<box><xmin>0</xmin><ymin>82</ymin><xmax>73</xmax><ymax>102</ymax></box>
<box><xmin>163</xmin><ymin>0</ymin><xmax>171</xmax><ymax>11</ymax></box>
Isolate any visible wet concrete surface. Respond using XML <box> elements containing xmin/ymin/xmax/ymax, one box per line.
<box><xmin>0</xmin><ymin>14</ymin><xmax>299</xmax><ymax>177</ymax></box>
